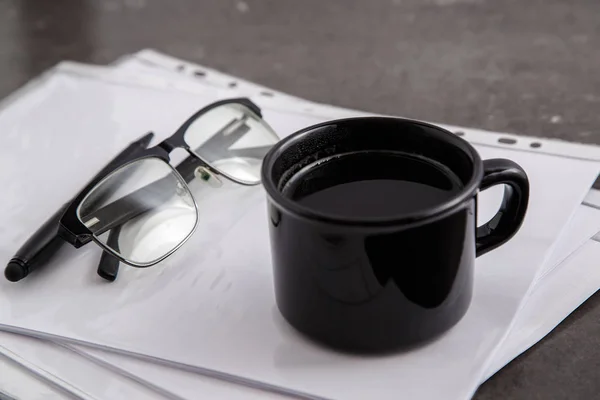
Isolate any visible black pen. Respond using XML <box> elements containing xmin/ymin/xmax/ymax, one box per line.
<box><xmin>4</xmin><ymin>132</ymin><xmax>155</xmax><ymax>282</ymax></box>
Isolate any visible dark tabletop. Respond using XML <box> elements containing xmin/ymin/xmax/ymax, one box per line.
<box><xmin>1</xmin><ymin>0</ymin><xmax>599</xmax><ymax>398</ymax></box>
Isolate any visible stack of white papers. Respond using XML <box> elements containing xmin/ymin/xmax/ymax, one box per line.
<box><xmin>0</xmin><ymin>50</ymin><xmax>599</xmax><ymax>400</ymax></box>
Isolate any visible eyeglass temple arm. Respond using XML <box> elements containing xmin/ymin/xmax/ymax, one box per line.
<box><xmin>191</xmin><ymin>116</ymin><xmax>251</xmax><ymax>162</ymax></box>
<box><xmin>186</xmin><ymin>114</ymin><xmax>273</xmax><ymax>163</ymax></box>
<box><xmin>97</xmin><ymin>226</ymin><xmax>121</xmax><ymax>282</ymax></box>
<box><xmin>89</xmin><ymin>177</ymin><xmax>178</xmax><ymax>237</ymax></box>
<box><xmin>227</xmin><ymin>145</ymin><xmax>273</xmax><ymax>160</ymax></box>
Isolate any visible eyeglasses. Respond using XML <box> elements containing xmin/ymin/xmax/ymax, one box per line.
<box><xmin>58</xmin><ymin>98</ymin><xmax>279</xmax><ymax>276</ymax></box>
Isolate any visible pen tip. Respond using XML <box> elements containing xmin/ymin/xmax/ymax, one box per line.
<box><xmin>5</xmin><ymin>260</ymin><xmax>26</xmax><ymax>282</ymax></box>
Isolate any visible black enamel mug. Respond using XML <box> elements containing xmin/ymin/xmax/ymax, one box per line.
<box><xmin>261</xmin><ymin>117</ymin><xmax>529</xmax><ymax>352</ymax></box>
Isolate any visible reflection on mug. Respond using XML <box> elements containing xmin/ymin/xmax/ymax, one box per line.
<box><xmin>365</xmin><ymin>210</ymin><xmax>468</xmax><ymax>309</ymax></box>
<box><xmin>312</xmin><ymin>234</ymin><xmax>384</xmax><ymax>305</ymax></box>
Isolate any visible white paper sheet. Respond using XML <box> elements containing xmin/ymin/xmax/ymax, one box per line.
<box><xmin>483</xmin><ymin>238</ymin><xmax>600</xmax><ymax>379</ymax></box>
<box><xmin>0</xmin><ymin>66</ymin><xmax>598</xmax><ymax>400</ymax></box>
<box><xmin>112</xmin><ymin>51</ymin><xmax>310</xmax><ymax>106</ymax></box>
<box><xmin>533</xmin><ymin>190</ymin><xmax>600</xmax><ymax>285</ymax></box>
<box><xmin>3</xmin><ymin>60</ymin><xmax>600</xmax><ymax>400</ymax></box>
<box><xmin>0</xmin><ymin>352</ymin><xmax>67</xmax><ymax>400</ymax></box>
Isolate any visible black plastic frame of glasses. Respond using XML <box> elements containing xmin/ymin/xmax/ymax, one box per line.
<box><xmin>57</xmin><ymin>97</ymin><xmax>266</xmax><ymax>265</ymax></box>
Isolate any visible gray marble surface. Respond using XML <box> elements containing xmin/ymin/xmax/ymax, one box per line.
<box><xmin>1</xmin><ymin>0</ymin><xmax>599</xmax><ymax>398</ymax></box>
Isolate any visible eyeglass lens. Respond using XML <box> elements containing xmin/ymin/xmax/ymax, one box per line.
<box><xmin>77</xmin><ymin>158</ymin><xmax>198</xmax><ymax>266</ymax></box>
<box><xmin>183</xmin><ymin>103</ymin><xmax>279</xmax><ymax>184</ymax></box>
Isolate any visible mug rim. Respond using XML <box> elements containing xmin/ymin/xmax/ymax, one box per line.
<box><xmin>262</xmin><ymin>116</ymin><xmax>484</xmax><ymax>227</ymax></box>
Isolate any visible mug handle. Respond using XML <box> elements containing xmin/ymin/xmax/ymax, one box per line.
<box><xmin>476</xmin><ymin>159</ymin><xmax>530</xmax><ymax>257</ymax></box>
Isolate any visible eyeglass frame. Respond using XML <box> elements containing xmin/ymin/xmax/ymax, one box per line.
<box><xmin>57</xmin><ymin>97</ymin><xmax>270</xmax><ymax>268</ymax></box>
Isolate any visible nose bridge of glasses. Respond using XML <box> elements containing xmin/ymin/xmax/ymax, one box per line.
<box><xmin>157</xmin><ymin>136</ymin><xmax>186</xmax><ymax>154</ymax></box>
<box><xmin>156</xmin><ymin>136</ymin><xmax>217</xmax><ymax>181</ymax></box>
<box><xmin>171</xmin><ymin>148</ymin><xmax>209</xmax><ymax>184</ymax></box>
